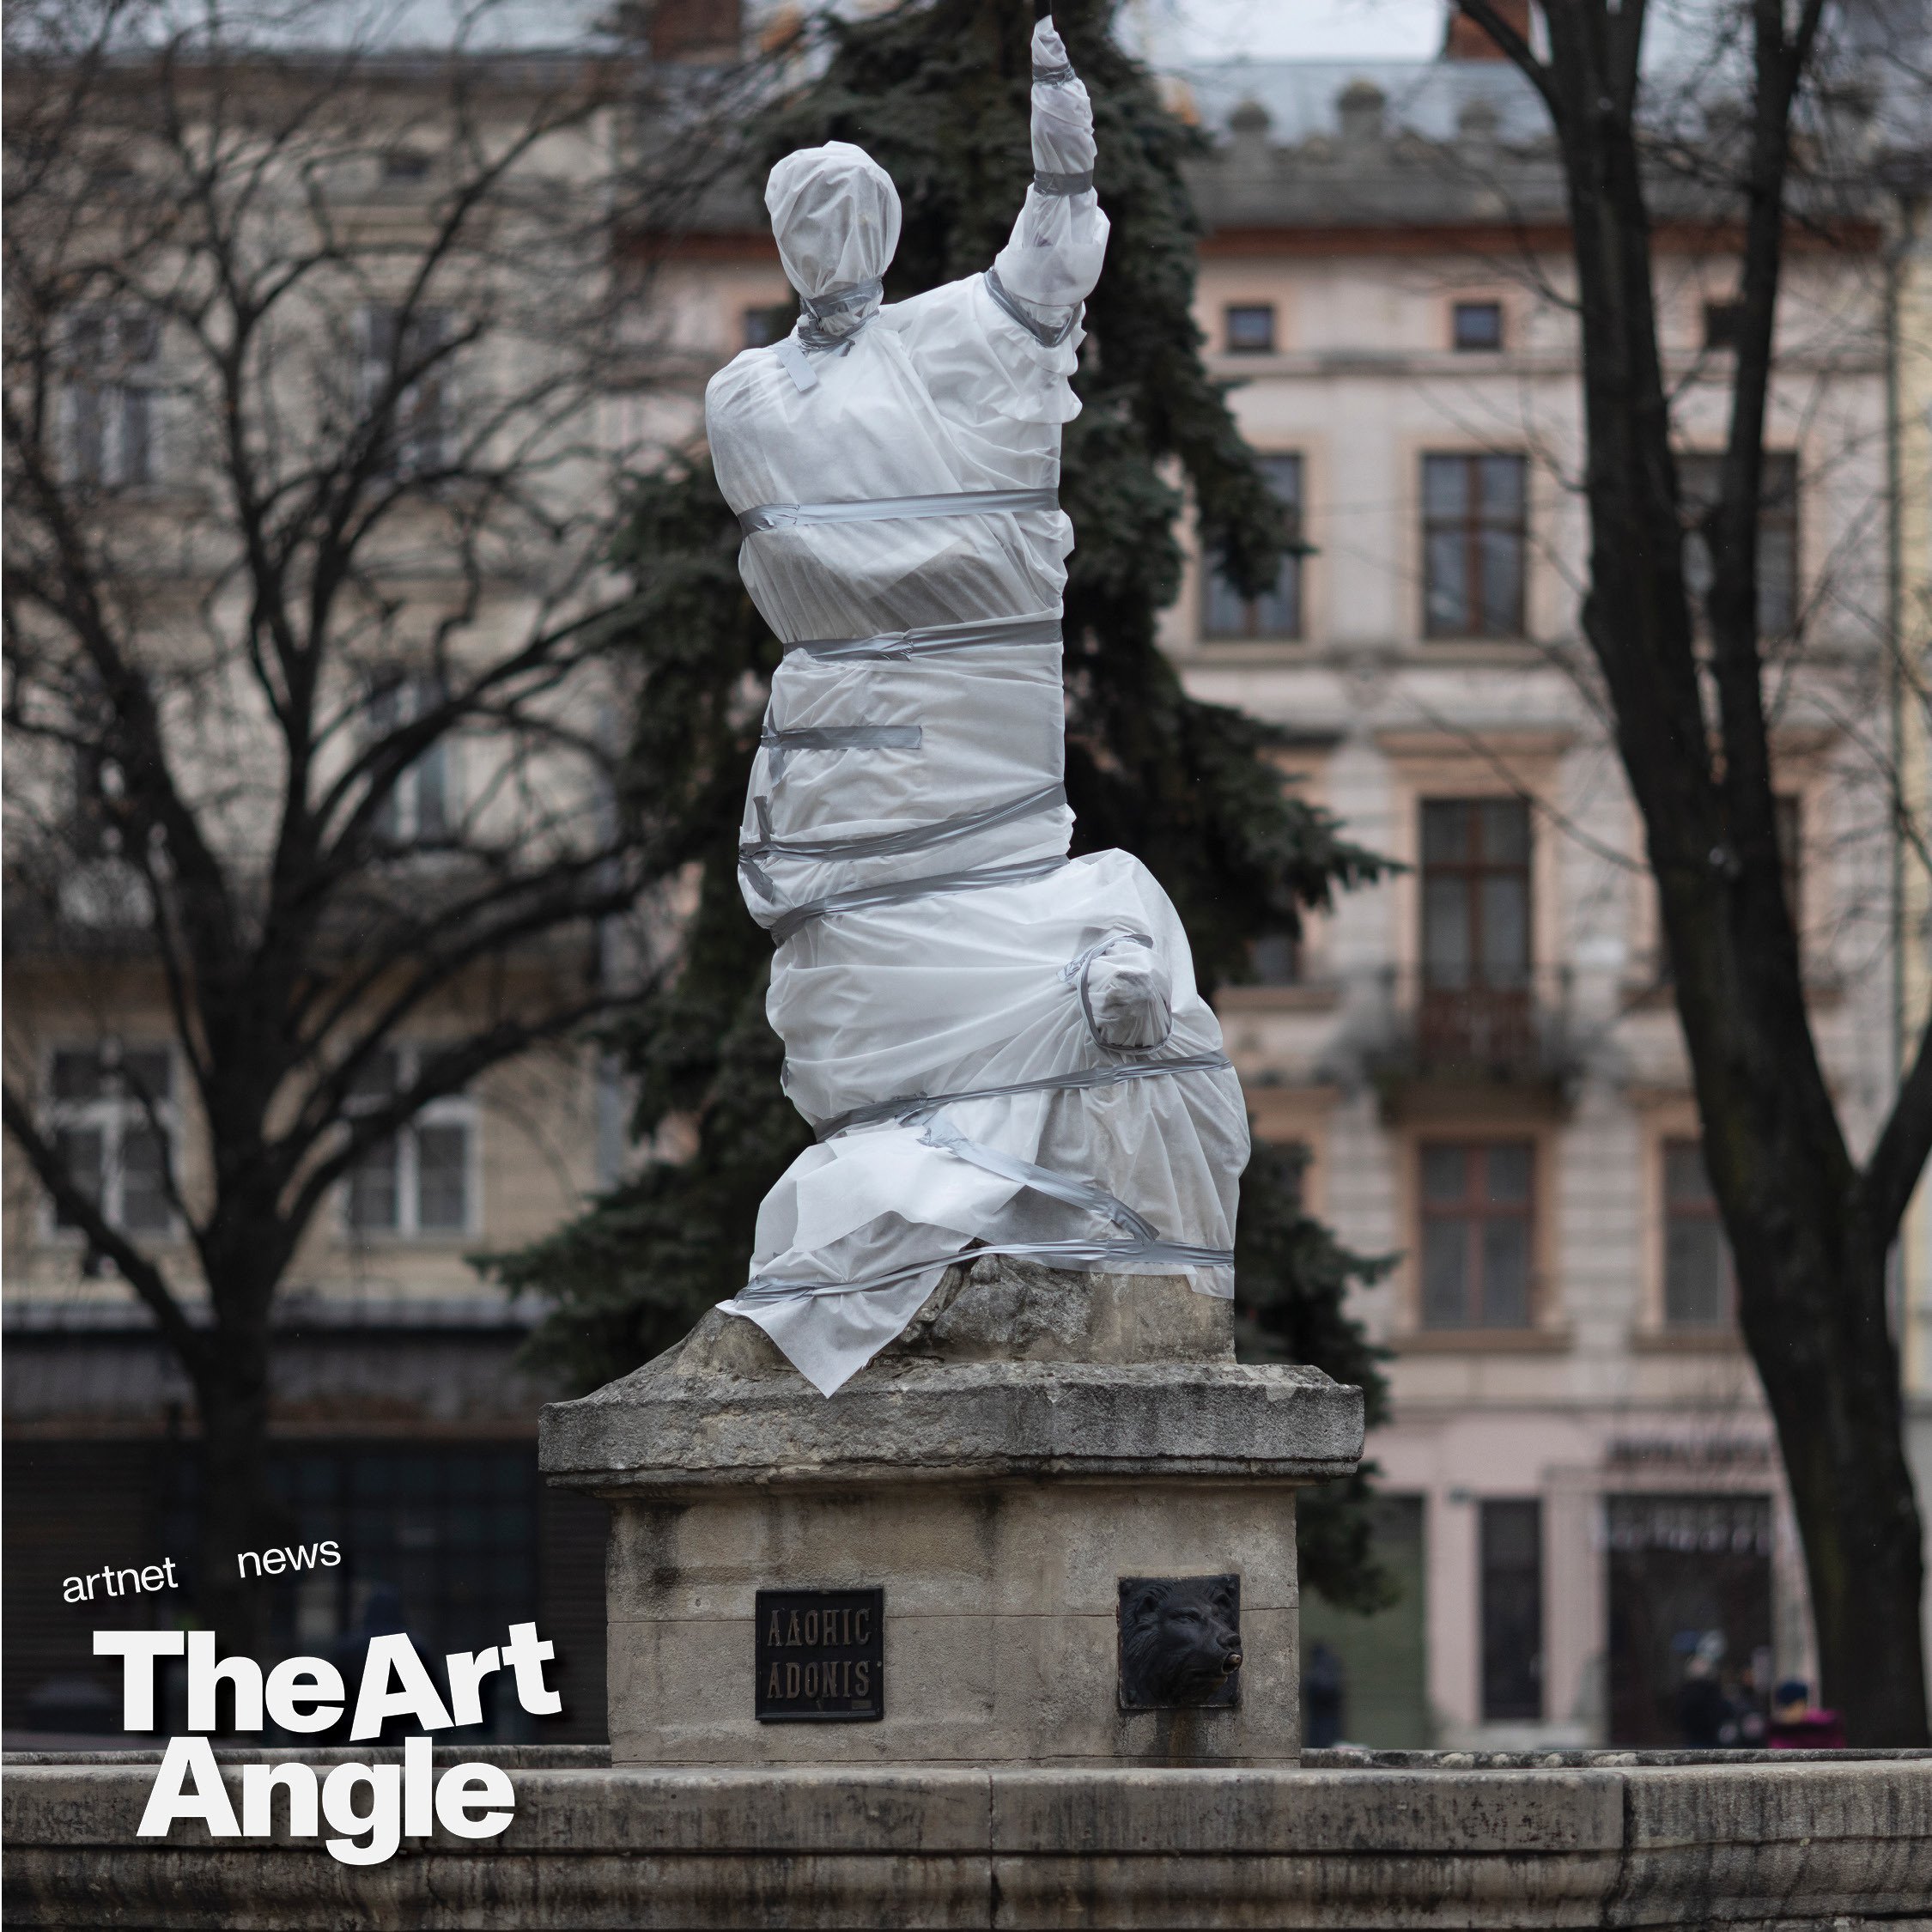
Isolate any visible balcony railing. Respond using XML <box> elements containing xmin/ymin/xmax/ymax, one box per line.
<box><xmin>1365</xmin><ymin>964</ymin><xmax>1574</xmax><ymax>1087</ymax></box>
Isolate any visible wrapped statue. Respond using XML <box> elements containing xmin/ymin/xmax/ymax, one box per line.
<box><xmin>704</xmin><ymin>17</ymin><xmax>1249</xmax><ymax>1394</ymax></box>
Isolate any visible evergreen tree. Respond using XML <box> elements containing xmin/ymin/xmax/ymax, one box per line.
<box><xmin>491</xmin><ymin>0</ymin><xmax>1394</xmax><ymax>1603</ymax></box>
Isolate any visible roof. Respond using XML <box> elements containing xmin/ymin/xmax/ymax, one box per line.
<box><xmin>1168</xmin><ymin>58</ymin><xmax>1551</xmax><ymax>149</ymax></box>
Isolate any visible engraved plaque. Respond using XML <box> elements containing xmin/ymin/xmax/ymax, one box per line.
<box><xmin>755</xmin><ymin>1587</ymin><xmax>884</xmax><ymax>1722</ymax></box>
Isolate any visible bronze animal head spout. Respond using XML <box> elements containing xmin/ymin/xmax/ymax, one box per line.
<box><xmin>1118</xmin><ymin>1575</ymin><xmax>1242</xmax><ymax>1710</ymax></box>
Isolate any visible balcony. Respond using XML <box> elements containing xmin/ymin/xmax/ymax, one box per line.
<box><xmin>1361</xmin><ymin>965</ymin><xmax>1576</xmax><ymax>1099</ymax></box>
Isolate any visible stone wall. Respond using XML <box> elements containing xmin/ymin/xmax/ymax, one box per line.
<box><xmin>5</xmin><ymin>1747</ymin><xmax>1929</xmax><ymax>1929</ymax></box>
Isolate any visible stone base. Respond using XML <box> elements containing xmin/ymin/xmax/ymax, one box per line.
<box><xmin>8</xmin><ymin>1748</ymin><xmax>1930</xmax><ymax>1929</ymax></box>
<box><xmin>537</xmin><ymin>1262</ymin><xmax>1364</xmax><ymax>1768</ymax></box>
<box><xmin>601</xmin><ymin>1469</ymin><xmax>1304</xmax><ymax>1766</ymax></box>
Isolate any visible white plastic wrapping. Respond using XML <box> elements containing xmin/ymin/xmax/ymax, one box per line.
<box><xmin>705</xmin><ymin>20</ymin><xmax>1249</xmax><ymax>1395</ymax></box>
<box><xmin>765</xmin><ymin>141</ymin><xmax>902</xmax><ymax>309</ymax></box>
<box><xmin>992</xmin><ymin>21</ymin><xmax>1108</xmax><ymax>321</ymax></box>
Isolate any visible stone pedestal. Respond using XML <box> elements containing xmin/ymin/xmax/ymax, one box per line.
<box><xmin>538</xmin><ymin>1261</ymin><xmax>1364</xmax><ymax>1768</ymax></box>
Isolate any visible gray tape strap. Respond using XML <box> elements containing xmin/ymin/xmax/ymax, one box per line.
<box><xmin>981</xmin><ymin>269</ymin><xmax>1079</xmax><ymax>349</ymax></box>
<box><xmin>1059</xmin><ymin>931</ymin><xmax>1151</xmax><ymax>984</ymax></box>
<box><xmin>761</xmin><ymin>722</ymin><xmax>921</xmax><ymax>786</ymax></box>
<box><xmin>1032</xmin><ymin>60</ymin><xmax>1077</xmax><ymax>84</ymax></box>
<box><xmin>799</xmin><ymin>278</ymin><xmax>882</xmax><ymax>326</ymax></box>
<box><xmin>769</xmin><ymin>855</ymin><xmax>1069</xmax><ymax>943</ymax></box>
<box><xmin>739</xmin><ymin>488</ymin><xmax>1058</xmax><ymax>537</ymax></box>
<box><xmin>1034</xmin><ymin>168</ymin><xmax>1094</xmax><ymax>196</ymax></box>
<box><xmin>817</xmin><ymin>1048</ymin><xmax>1233</xmax><ymax>1140</ymax></box>
<box><xmin>762</xmin><ymin>725</ymin><xmax>922</xmax><ymax>752</ymax></box>
<box><xmin>771</xmin><ymin>337</ymin><xmax>818</xmax><ymax>394</ymax></box>
<box><xmin>740</xmin><ymin>794</ymin><xmax>780</xmax><ymax>902</ymax></box>
<box><xmin>741</xmin><ymin>781</ymin><xmax>1065</xmax><ymax>867</ymax></box>
<box><xmin>742</xmin><ymin>854</ymin><xmax>778</xmax><ymax>903</ymax></box>
<box><xmin>769</xmin><ymin>280</ymin><xmax>886</xmax><ymax>392</ymax></box>
<box><xmin>917</xmin><ymin>1114</ymin><xmax>1159</xmax><ymax>1242</ymax></box>
<box><xmin>784</xmin><ymin>611</ymin><xmax>1062</xmax><ymax>660</ymax></box>
<box><xmin>1060</xmin><ymin>931</ymin><xmax>1174</xmax><ymax>1054</ymax></box>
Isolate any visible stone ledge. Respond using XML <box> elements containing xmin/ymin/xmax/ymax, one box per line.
<box><xmin>0</xmin><ymin>1765</ymin><xmax>1627</xmax><ymax>1856</ymax></box>
<box><xmin>539</xmin><ymin>1358</ymin><xmax>1364</xmax><ymax>1494</ymax></box>
<box><xmin>5</xmin><ymin>1756</ymin><xmax>1929</xmax><ymax>1930</ymax></box>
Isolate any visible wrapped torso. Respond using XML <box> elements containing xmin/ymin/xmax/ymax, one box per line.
<box><xmin>708</xmin><ymin>279</ymin><xmax>1080</xmax><ymax>918</ymax></box>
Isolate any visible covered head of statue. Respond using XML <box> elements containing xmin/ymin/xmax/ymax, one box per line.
<box><xmin>764</xmin><ymin>141</ymin><xmax>901</xmax><ymax>341</ymax></box>
<box><xmin>702</xmin><ymin>18</ymin><xmax>1248</xmax><ymax>1397</ymax></box>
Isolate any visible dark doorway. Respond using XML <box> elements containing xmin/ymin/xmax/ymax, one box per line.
<box><xmin>1479</xmin><ymin>1498</ymin><xmax>1543</xmax><ymax>1721</ymax></box>
<box><xmin>1606</xmin><ymin>1493</ymin><xmax>1773</xmax><ymax>1746</ymax></box>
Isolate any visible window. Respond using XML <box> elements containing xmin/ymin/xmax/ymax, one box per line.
<box><xmin>1419</xmin><ymin>1141</ymin><xmax>1534</xmax><ymax>1329</ymax></box>
<box><xmin>741</xmin><ymin>302</ymin><xmax>791</xmax><ymax>349</ymax></box>
<box><xmin>64</xmin><ymin>307</ymin><xmax>158</xmax><ymax>489</ymax></box>
<box><xmin>1662</xmin><ymin>1139</ymin><xmax>1734</xmax><ymax>1328</ymax></box>
<box><xmin>1422</xmin><ymin>453</ymin><xmax>1526</xmax><ymax>637</ymax></box>
<box><xmin>64</xmin><ymin>738</ymin><xmax>122</xmax><ymax>861</ymax></box>
<box><xmin>1774</xmin><ymin>793</ymin><xmax>1801</xmax><ymax>929</ymax></box>
<box><xmin>1224</xmin><ymin>303</ymin><xmax>1276</xmax><ymax>354</ymax></box>
<box><xmin>46</xmin><ymin>1045</ymin><xmax>173</xmax><ymax>1236</ymax></box>
<box><xmin>368</xmin><ymin>671</ymin><xmax>451</xmax><ymax>844</ymax></box>
<box><xmin>1203</xmin><ymin>453</ymin><xmax>1305</xmax><ymax>640</ymax></box>
<box><xmin>1276</xmin><ymin>1140</ymin><xmax>1310</xmax><ymax>1211</ymax></box>
<box><xmin>343</xmin><ymin>1047</ymin><xmax>477</xmax><ymax>1236</ymax></box>
<box><xmin>1421</xmin><ymin>799</ymin><xmax>1530</xmax><ymax>991</ymax></box>
<box><xmin>1702</xmin><ymin>300</ymin><xmax>1746</xmax><ymax>351</ymax></box>
<box><xmin>1452</xmin><ymin>300</ymin><xmax>1504</xmax><ymax>351</ymax></box>
<box><xmin>360</xmin><ymin>307</ymin><xmax>453</xmax><ymax>477</ymax></box>
<box><xmin>381</xmin><ymin>149</ymin><xmax>432</xmax><ymax>184</ymax></box>
<box><xmin>1679</xmin><ymin>452</ymin><xmax>1799</xmax><ymax>638</ymax></box>
<box><xmin>1419</xmin><ymin>799</ymin><xmax>1534</xmax><ymax>1070</ymax></box>
<box><xmin>1479</xmin><ymin>1498</ymin><xmax>1544</xmax><ymax>1722</ymax></box>
<box><xmin>1249</xmin><ymin>929</ymin><xmax>1302</xmax><ymax>986</ymax></box>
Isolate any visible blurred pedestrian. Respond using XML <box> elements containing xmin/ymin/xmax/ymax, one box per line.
<box><xmin>1303</xmin><ymin>1641</ymin><xmax>1345</xmax><ymax>1748</ymax></box>
<box><xmin>1677</xmin><ymin>1649</ymin><xmax>1732</xmax><ymax>1747</ymax></box>
<box><xmin>1765</xmin><ymin>1679</ymin><xmax>1845</xmax><ymax>1749</ymax></box>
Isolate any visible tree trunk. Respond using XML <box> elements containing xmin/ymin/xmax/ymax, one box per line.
<box><xmin>1539</xmin><ymin>49</ymin><xmax>1929</xmax><ymax>1744</ymax></box>
<box><xmin>1728</xmin><ymin>1181</ymin><xmax>1929</xmax><ymax>1743</ymax></box>
<box><xmin>1664</xmin><ymin>833</ymin><xmax>1929</xmax><ymax>1741</ymax></box>
<box><xmin>1771</xmin><ymin>1259</ymin><xmax>1926</xmax><ymax>1741</ymax></box>
<box><xmin>188</xmin><ymin>1324</ymin><xmax>283</xmax><ymax>1674</ymax></box>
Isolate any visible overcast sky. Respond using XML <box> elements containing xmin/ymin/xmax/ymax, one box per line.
<box><xmin>1123</xmin><ymin>0</ymin><xmax>1448</xmax><ymax>64</ymax></box>
<box><xmin>256</xmin><ymin>0</ymin><xmax>1451</xmax><ymax>59</ymax></box>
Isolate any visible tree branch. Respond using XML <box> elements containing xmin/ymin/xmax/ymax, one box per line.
<box><xmin>1861</xmin><ymin>1012</ymin><xmax>1932</xmax><ymax>1255</ymax></box>
<box><xmin>1453</xmin><ymin>2</ymin><xmax>1561</xmax><ymax>118</ymax></box>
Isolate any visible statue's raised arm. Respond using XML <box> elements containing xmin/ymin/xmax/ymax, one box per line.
<box><xmin>985</xmin><ymin>18</ymin><xmax>1109</xmax><ymax>347</ymax></box>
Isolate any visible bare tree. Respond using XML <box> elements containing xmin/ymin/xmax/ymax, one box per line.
<box><xmin>1455</xmin><ymin>0</ymin><xmax>1928</xmax><ymax>1741</ymax></box>
<box><xmin>1</xmin><ymin>0</ymin><xmax>738</xmax><ymax>1649</ymax></box>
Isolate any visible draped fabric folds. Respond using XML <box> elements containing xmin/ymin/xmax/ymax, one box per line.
<box><xmin>703</xmin><ymin>20</ymin><xmax>1249</xmax><ymax>1394</ymax></box>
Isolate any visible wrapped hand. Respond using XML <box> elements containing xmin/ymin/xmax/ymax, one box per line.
<box><xmin>1030</xmin><ymin>17</ymin><xmax>1095</xmax><ymax>180</ymax></box>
